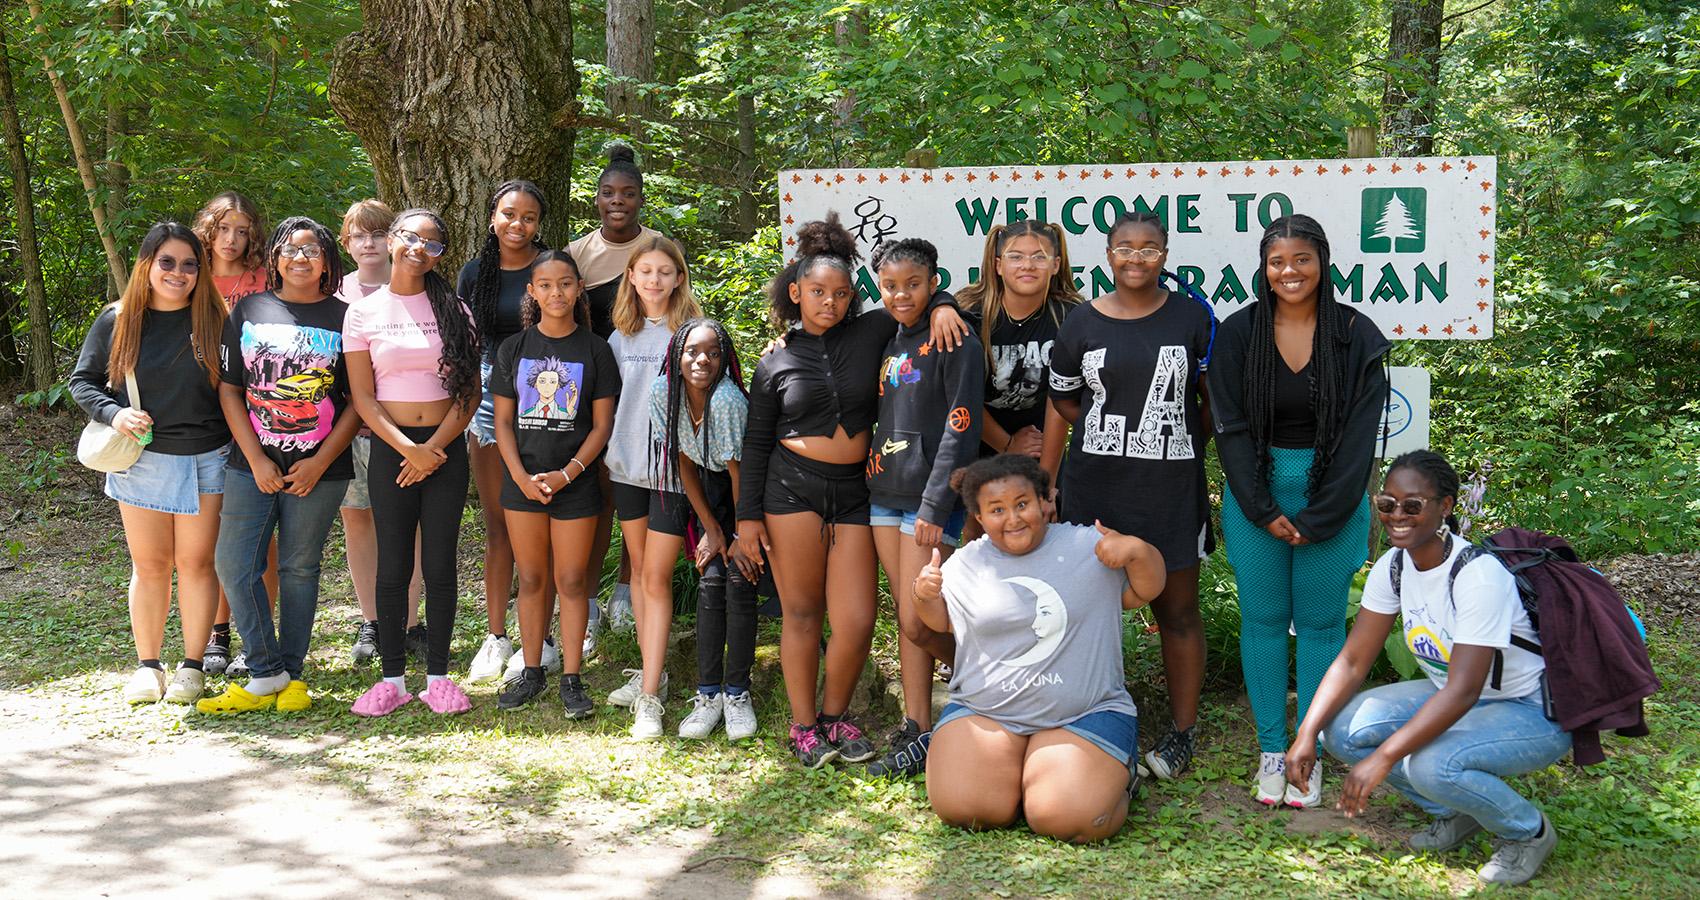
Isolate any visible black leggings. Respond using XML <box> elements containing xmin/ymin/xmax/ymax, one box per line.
<box><xmin>369</xmin><ymin>424</ymin><xmax>470</xmax><ymax>678</ymax></box>
<box><xmin>696</xmin><ymin>468</ymin><xmax>757</xmax><ymax>692</ymax></box>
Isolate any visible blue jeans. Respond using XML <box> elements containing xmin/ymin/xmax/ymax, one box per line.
<box><xmin>1322</xmin><ymin>679</ymin><xmax>1570</xmax><ymax>840</ymax></box>
<box><xmin>215</xmin><ymin>469</ymin><xmax>348</xmax><ymax>680</ymax></box>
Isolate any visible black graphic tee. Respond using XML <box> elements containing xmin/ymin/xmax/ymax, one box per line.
<box><xmin>974</xmin><ymin>299</ymin><xmax>1072</xmax><ymax>443</ymax></box>
<box><xmin>490</xmin><ymin>325</ymin><xmax>621</xmax><ymax>484</ymax></box>
<box><xmin>1048</xmin><ymin>292</ymin><xmax>1214</xmax><ymax>571</ymax></box>
<box><xmin>218</xmin><ymin>291</ymin><xmax>354</xmax><ymax>479</ymax></box>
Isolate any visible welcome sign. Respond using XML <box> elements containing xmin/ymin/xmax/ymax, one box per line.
<box><xmin>778</xmin><ymin>156</ymin><xmax>1496</xmax><ymax>339</ymax></box>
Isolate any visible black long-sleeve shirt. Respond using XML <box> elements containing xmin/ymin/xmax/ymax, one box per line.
<box><xmin>867</xmin><ymin>319</ymin><xmax>984</xmax><ymax>524</ymax></box>
<box><xmin>1208</xmin><ymin>303</ymin><xmax>1390</xmax><ymax>543</ymax></box>
<box><xmin>70</xmin><ymin>305</ymin><xmax>230</xmax><ymax>455</ymax></box>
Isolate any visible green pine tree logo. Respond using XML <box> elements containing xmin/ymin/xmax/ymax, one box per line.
<box><xmin>1360</xmin><ymin>187</ymin><xmax>1428</xmax><ymax>253</ymax></box>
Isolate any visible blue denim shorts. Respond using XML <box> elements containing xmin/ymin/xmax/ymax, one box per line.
<box><xmin>937</xmin><ymin>701</ymin><xmax>1139</xmax><ymax>766</ymax></box>
<box><xmin>105</xmin><ymin>444</ymin><xmax>230</xmax><ymax>515</ymax></box>
<box><xmin>868</xmin><ymin>502</ymin><xmax>967</xmax><ymax>547</ymax></box>
<box><xmin>466</xmin><ymin>359</ymin><xmax>498</xmax><ymax>447</ymax></box>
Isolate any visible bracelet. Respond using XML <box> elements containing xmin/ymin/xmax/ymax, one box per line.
<box><xmin>1003</xmin><ymin>434</ymin><xmax>1014</xmax><ymax>452</ymax></box>
<box><xmin>558</xmin><ymin>466</ymin><xmax>572</xmax><ymax>484</ymax></box>
<box><xmin>567</xmin><ymin>458</ymin><xmax>586</xmax><ymax>475</ymax></box>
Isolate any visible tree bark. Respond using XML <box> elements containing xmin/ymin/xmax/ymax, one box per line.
<box><xmin>23</xmin><ymin>0</ymin><xmax>128</xmax><ymax>294</ymax></box>
<box><xmin>728</xmin><ymin>0</ymin><xmax>757</xmax><ymax>233</ymax></box>
<box><xmin>329</xmin><ymin>1</ymin><xmax>579</xmax><ymax>270</ymax></box>
<box><xmin>606</xmin><ymin>0</ymin><xmax>653</xmax><ymax>139</ymax></box>
<box><xmin>1382</xmin><ymin>0</ymin><xmax>1444</xmax><ymax>156</ymax></box>
<box><xmin>0</xmin><ymin>21</ymin><xmax>57</xmax><ymax>390</ymax></box>
<box><xmin>104</xmin><ymin>0</ymin><xmax>128</xmax><ymax>300</ymax></box>
<box><xmin>832</xmin><ymin>13</ymin><xmax>867</xmax><ymax>167</ymax></box>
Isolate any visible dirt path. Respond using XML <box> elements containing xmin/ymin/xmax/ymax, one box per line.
<box><xmin>0</xmin><ymin>691</ymin><xmax>835</xmax><ymax>899</ymax></box>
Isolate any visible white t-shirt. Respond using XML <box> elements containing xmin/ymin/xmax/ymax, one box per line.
<box><xmin>605</xmin><ymin>320</ymin><xmax>672</xmax><ymax>488</ymax></box>
<box><xmin>1359</xmin><ymin>534</ymin><xmax>1544</xmax><ymax>700</ymax></box>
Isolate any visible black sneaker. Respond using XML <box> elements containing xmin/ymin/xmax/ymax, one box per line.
<box><xmin>1127</xmin><ymin>761</ymin><xmax>1146</xmax><ymax>801</ymax></box>
<box><xmin>499</xmin><ymin>667</ymin><xmax>548</xmax><ymax>710</ymax></box>
<box><xmin>406</xmin><ymin>623</ymin><xmax>429</xmax><ymax>660</ymax></box>
<box><xmin>1143</xmin><ymin>724</ymin><xmax>1196</xmax><ymax>780</ymax></box>
<box><xmin>203</xmin><ymin>632</ymin><xmax>231</xmax><ymax>676</ymax></box>
<box><xmin>559</xmin><ymin>673</ymin><xmax>594</xmax><ymax>719</ymax></box>
<box><xmin>819</xmin><ymin>714</ymin><xmax>877</xmax><ymax>763</ymax></box>
<box><xmin>790</xmin><ymin>723</ymin><xmax>839</xmax><ymax>769</ymax></box>
<box><xmin>352</xmin><ymin>621</ymin><xmax>380</xmax><ymax>664</ymax></box>
<box><xmin>226</xmin><ymin>650</ymin><xmax>249</xmax><ymax>679</ymax></box>
<box><xmin>866</xmin><ymin>718</ymin><xmax>931</xmax><ymax>778</ymax></box>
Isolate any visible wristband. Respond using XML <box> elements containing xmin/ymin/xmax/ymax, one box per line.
<box><xmin>567</xmin><ymin>457</ymin><xmax>586</xmax><ymax>476</ymax></box>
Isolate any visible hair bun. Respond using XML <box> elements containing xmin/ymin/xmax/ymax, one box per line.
<box><xmin>605</xmin><ymin>142</ymin><xmax>637</xmax><ymax>164</ymax></box>
<box><xmin>794</xmin><ymin>213</ymin><xmax>861</xmax><ymax>263</ymax></box>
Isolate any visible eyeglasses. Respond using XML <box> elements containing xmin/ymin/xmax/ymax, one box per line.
<box><xmin>1373</xmin><ymin>494</ymin><xmax>1440</xmax><ymax>516</ymax></box>
<box><xmin>391</xmin><ymin>230</ymin><xmax>446</xmax><ymax>257</ymax></box>
<box><xmin>999</xmin><ymin>252</ymin><xmax>1053</xmax><ymax>268</ymax></box>
<box><xmin>346</xmin><ymin>231</ymin><xmax>386</xmax><ymax>246</ymax></box>
<box><xmin>276</xmin><ymin>244</ymin><xmax>324</xmax><ymax>260</ymax></box>
<box><xmin>154</xmin><ymin>254</ymin><xmax>199</xmax><ymax>274</ymax></box>
<box><xmin>1109</xmin><ymin>247</ymin><xmax>1164</xmax><ymax>262</ymax></box>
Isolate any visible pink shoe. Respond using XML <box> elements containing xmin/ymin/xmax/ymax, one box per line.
<box><xmin>351</xmin><ymin>681</ymin><xmax>412</xmax><ymax>717</ymax></box>
<box><xmin>420</xmin><ymin>678</ymin><xmax>471</xmax><ymax>714</ymax></box>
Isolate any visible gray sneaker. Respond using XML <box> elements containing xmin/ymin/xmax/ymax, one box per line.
<box><xmin>1478</xmin><ymin>813</ymin><xmax>1558</xmax><ymax>886</ymax></box>
<box><xmin>1409</xmin><ymin>813</ymin><xmax>1483</xmax><ymax>853</ymax></box>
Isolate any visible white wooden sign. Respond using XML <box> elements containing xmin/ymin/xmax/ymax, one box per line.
<box><xmin>779</xmin><ymin>157</ymin><xmax>1496</xmax><ymax>339</ymax></box>
<box><xmin>1382</xmin><ymin>366</ymin><xmax>1431</xmax><ymax>458</ymax></box>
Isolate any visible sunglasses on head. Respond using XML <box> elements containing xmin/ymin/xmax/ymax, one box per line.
<box><xmin>1373</xmin><ymin>494</ymin><xmax>1441</xmax><ymax>516</ymax></box>
<box><xmin>154</xmin><ymin>254</ymin><xmax>200</xmax><ymax>274</ymax></box>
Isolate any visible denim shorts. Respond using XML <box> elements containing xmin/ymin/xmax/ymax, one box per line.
<box><xmin>869</xmin><ymin>502</ymin><xmax>967</xmax><ymax>548</ymax></box>
<box><xmin>936</xmin><ymin>701</ymin><xmax>1139</xmax><ymax>766</ymax></box>
<box><xmin>105</xmin><ymin>444</ymin><xmax>230</xmax><ymax>515</ymax></box>
<box><xmin>466</xmin><ymin>359</ymin><xmax>498</xmax><ymax>447</ymax></box>
<box><xmin>341</xmin><ymin>433</ymin><xmax>372</xmax><ymax>509</ymax></box>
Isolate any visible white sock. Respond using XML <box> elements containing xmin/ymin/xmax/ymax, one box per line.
<box><xmin>426</xmin><ymin>674</ymin><xmax>447</xmax><ymax>685</ymax></box>
<box><xmin>384</xmin><ymin>676</ymin><xmax>406</xmax><ymax>691</ymax></box>
<box><xmin>246</xmin><ymin>672</ymin><xmax>289</xmax><ymax>696</ymax></box>
<box><xmin>612</xmin><ymin>582</ymin><xmax>631</xmax><ymax>604</ymax></box>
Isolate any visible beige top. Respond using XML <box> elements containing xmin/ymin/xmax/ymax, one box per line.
<box><xmin>567</xmin><ymin>225</ymin><xmax>663</xmax><ymax>289</ymax></box>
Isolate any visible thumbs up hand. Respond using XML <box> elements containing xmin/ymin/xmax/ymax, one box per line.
<box><xmin>914</xmin><ymin>547</ymin><xmax>944</xmax><ymax>604</ymax></box>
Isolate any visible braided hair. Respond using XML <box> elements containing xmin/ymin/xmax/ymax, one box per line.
<box><xmin>1387</xmin><ymin>449</ymin><xmax>1461</xmax><ymax>533</ymax></box>
<box><xmin>265</xmin><ymin>216</ymin><xmax>345</xmax><ymax>296</ymax></box>
<box><xmin>520</xmin><ymin>249</ymin><xmax>590</xmax><ymax>330</ymax></box>
<box><xmin>954</xmin><ymin>220</ymin><xmax>1080</xmax><ymax>370</ymax></box>
<box><xmin>767</xmin><ymin>213</ymin><xmax>860</xmax><ymax>327</ymax></box>
<box><xmin>949</xmin><ymin>453</ymin><xmax>1052</xmax><ymax>516</ymax></box>
<box><xmin>870</xmin><ymin>237</ymin><xmax>938</xmax><ymax>275</ymax></box>
<box><xmin>650</xmin><ymin>317</ymin><xmax>746</xmax><ymax>492</ymax></box>
<box><xmin>469</xmin><ymin>179</ymin><xmax>549</xmax><ymax>349</ymax></box>
<box><xmin>390</xmin><ymin>208</ymin><xmax>483</xmax><ymax>409</ymax></box>
<box><xmin>1243</xmin><ymin>214</ymin><xmax>1349</xmax><ymax>496</ymax></box>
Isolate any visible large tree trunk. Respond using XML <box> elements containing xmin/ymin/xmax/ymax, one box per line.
<box><xmin>1382</xmin><ymin>0</ymin><xmax>1444</xmax><ymax>156</ymax></box>
<box><xmin>729</xmin><ymin>0</ymin><xmax>757</xmax><ymax>233</ymax></box>
<box><xmin>103</xmin><ymin>0</ymin><xmax>129</xmax><ymax>300</ymax></box>
<box><xmin>606</xmin><ymin>0</ymin><xmax>653</xmax><ymax>138</ymax></box>
<box><xmin>0</xmin><ymin>22</ymin><xmax>56</xmax><ymax>391</ymax></box>
<box><xmin>328</xmin><ymin>1</ymin><xmax>579</xmax><ymax>268</ymax></box>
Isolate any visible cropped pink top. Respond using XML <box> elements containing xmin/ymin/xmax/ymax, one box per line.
<box><xmin>343</xmin><ymin>289</ymin><xmax>469</xmax><ymax>402</ymax></box>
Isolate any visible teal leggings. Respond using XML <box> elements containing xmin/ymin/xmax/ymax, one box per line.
<box><xmin>1222</xmin><ymin>446</ymin><xmax>1370</xmax><ymax>753</ymax></box>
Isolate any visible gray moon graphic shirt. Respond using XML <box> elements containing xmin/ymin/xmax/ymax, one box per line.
<box><xmin>941</xmin><ymin>524</ymin><xmax>1138</xmax><ymax>732</ymax></box>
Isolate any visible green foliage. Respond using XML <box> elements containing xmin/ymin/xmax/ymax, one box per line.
<box><xmin>14</xmin><ymin>381</ymin><xmax>75</xmax><ymax>410</ymax></box>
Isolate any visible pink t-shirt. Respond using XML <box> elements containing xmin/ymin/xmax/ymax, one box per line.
<box><xmin>343</xmin><ymin>289</ymin><xmax>469</xmax><ymax>402</ymax></box>
<box><xmin>338</xmin><ymin>272</ymin><xmax>387</xmax><ymax>301</ymax></box>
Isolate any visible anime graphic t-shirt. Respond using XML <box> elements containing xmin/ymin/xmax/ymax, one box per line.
<box><xmin>490</xmin><ymin>325</ymin><xmax>621</xmax><ymax>477</ymax></box>
<box><xmin>218</xmin><ymin>291</ymin><xmax>354</xmax><ymax>480</ymax></box>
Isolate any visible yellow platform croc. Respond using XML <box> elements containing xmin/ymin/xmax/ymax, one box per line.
<box><xmin>195</xmin><ymin>683</ymin><xmax>277</xmax><ymax>714</ymax></box>
<box><xmin>276</xmin><ymin>680</ymin><xmax>312</xmax><ymax>712</ymax></box>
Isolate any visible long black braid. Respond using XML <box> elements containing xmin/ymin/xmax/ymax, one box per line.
<box><xmin>520</xmin><ymin>249</ymin><xmax>590</xmax><ymax>330</ymax></box>
<box><xmin>469</xmin><ymin>179</ymin><xmax>549</xmax><ymax>350</ymax></box>
<box><xmin>1387</xmin><ymin>449</ymin><xmax>1462</xmax><ymax>533</ymax></box>
<box><xmin>265</xmin><ymin>216</ymin><xmax>345</xmax><ymax>296</ymax></box>
<box><xmin>651</xmin><ymin>317</ymin><xmax>745</xmax><ymax>493</ymax></box>
<box><xmin>1243</xmin><ymin>213</ymin><xmax>1349</xmax><ymax>497</ymax></box>
<box><xmin>392</xmin><ymin>208</ymin><xmax>482</xmax><ymax>409</ymax></box>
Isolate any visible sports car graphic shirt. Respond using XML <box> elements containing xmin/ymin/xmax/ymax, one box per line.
<box><xmin>219</xmin><ymin>290</ymin><xmax>354</xmax><ymax>479</ymax></box>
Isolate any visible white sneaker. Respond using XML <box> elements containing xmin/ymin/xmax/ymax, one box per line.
<box><xmin>1285</xmin><ymin>759</ymin><xmax>1323</xmax><ymax>808</ymax></box>
<box><xmin>631</xmin><ymin>693</ymin><xmax>665</xmax><ymax>740</ymax></box>
<box><xmin>468</xmin><ymin>634</ymin><xmax>514</xmax><ymax>684</ymax></box>
<box><xmin>581</xmin><ymin>626</ymin><xmax>598</xmax><ymax>659</ymax></box>
<box><xmin>503</xmin><ymin>637</ymin><xmax>561</xmax><ymax>684</ymax></box>
<box><xmin>608</xmin><ymin>584</ymin><xmax>635</xmax><ymax>632</ymax></box>
<box><xmin>1256</xmin><ymin>751</ymin><xmax>1288</xmax><ymax>806</ymax></box>
<box><xmin>124</xmin><ymin>666</ymin><xmax>166</xmax><ymax>704</ymax></box>
<box><xmin>723</xmin><ymin>690</ymin><xmax>758</xmax><ymax>741</ymax></box>
<box><xmin>607</xmin><ymin>668</ymin><xmax>668</xmax><ymax>707</ymax></box>
<box><xmin>677</xmin><ymin>692</ymin><xmax>724</xmax><ymax>739</ymax></box>
<box><xmin>163</xmin><ymin>665</ymin><xmax>205</xmax><ymax>704</ymax></box>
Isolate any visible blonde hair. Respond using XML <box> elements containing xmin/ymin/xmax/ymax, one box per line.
<box><xmin>109</xmin><ymin>223</ymin><xmax>226</xmax><ymax>388</ymax></box>
<box><xmin>191</xmin><ymin>191</ymin><xmax>267</xmax><ymax>273</ymax></box>
<box><xmin>339</xmin><ymin>198</ymin><xmax>395</xmax><ymax>241</ymax></box>
<box><xmin>611</xmin><ymin>235</ymin><xmax>702</xmax><ymax>335</ymax></box>
<box><xmin>954</xmin><ymin>220</ymin><xmax>1081</xmax><ymax>368</ymax></box>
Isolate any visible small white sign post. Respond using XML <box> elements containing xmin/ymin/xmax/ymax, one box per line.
<box><xmin>1383</xmin><ymin>366</ymin><xmax>1432</xmax><ymax>457</ymax></box>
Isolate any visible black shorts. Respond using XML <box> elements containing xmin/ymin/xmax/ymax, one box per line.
<box><xmin>500</xmin><ymin>468</ymin><xmax>601</xmax><ymax>520</ymax></box>
<box><xmin>613</xmin><ymin>480</ymin><xmax>652</xmax><ymax>522</ymax></box>
<box><xmin>645</xmin><ymin>489</ymin><xmax>694</xmax><ymax>537</ymax></box>
<box><xmin>763</xmin><ymin>445</ymin><xmax>869</xmax><ymax>526</ymax></box>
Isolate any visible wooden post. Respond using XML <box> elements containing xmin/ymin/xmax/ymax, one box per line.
<box><xmin>1348</xmin><ymin>125</ymin><xmax>1378</xmax><ymax>158</ymax></box>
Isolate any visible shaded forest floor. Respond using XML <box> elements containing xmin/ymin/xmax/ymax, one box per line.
<box><xmin>3</xmin><ymin>405</ymin><xmax>1698</xmax><ymax>898</ymax></box>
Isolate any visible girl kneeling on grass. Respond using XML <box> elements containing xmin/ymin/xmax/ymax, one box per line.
<box><xmin>916</xmin><ymin>454</ymin><xmax>1165</xmax><ymax>843</ymax></box>
<box><xmin>647</xmin><ymin>318</ymin><xmax>760</xmax><ymax>741</ymax></box>
<box><xmin>1285</xmin><ymin>450</ymin><xmax>1566</xmax><ymax>887</ymax></box>
<box><xmin>491</xmin><ymin>250</ymin><xmax>621</xmax><ymax>717</ymax></box>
